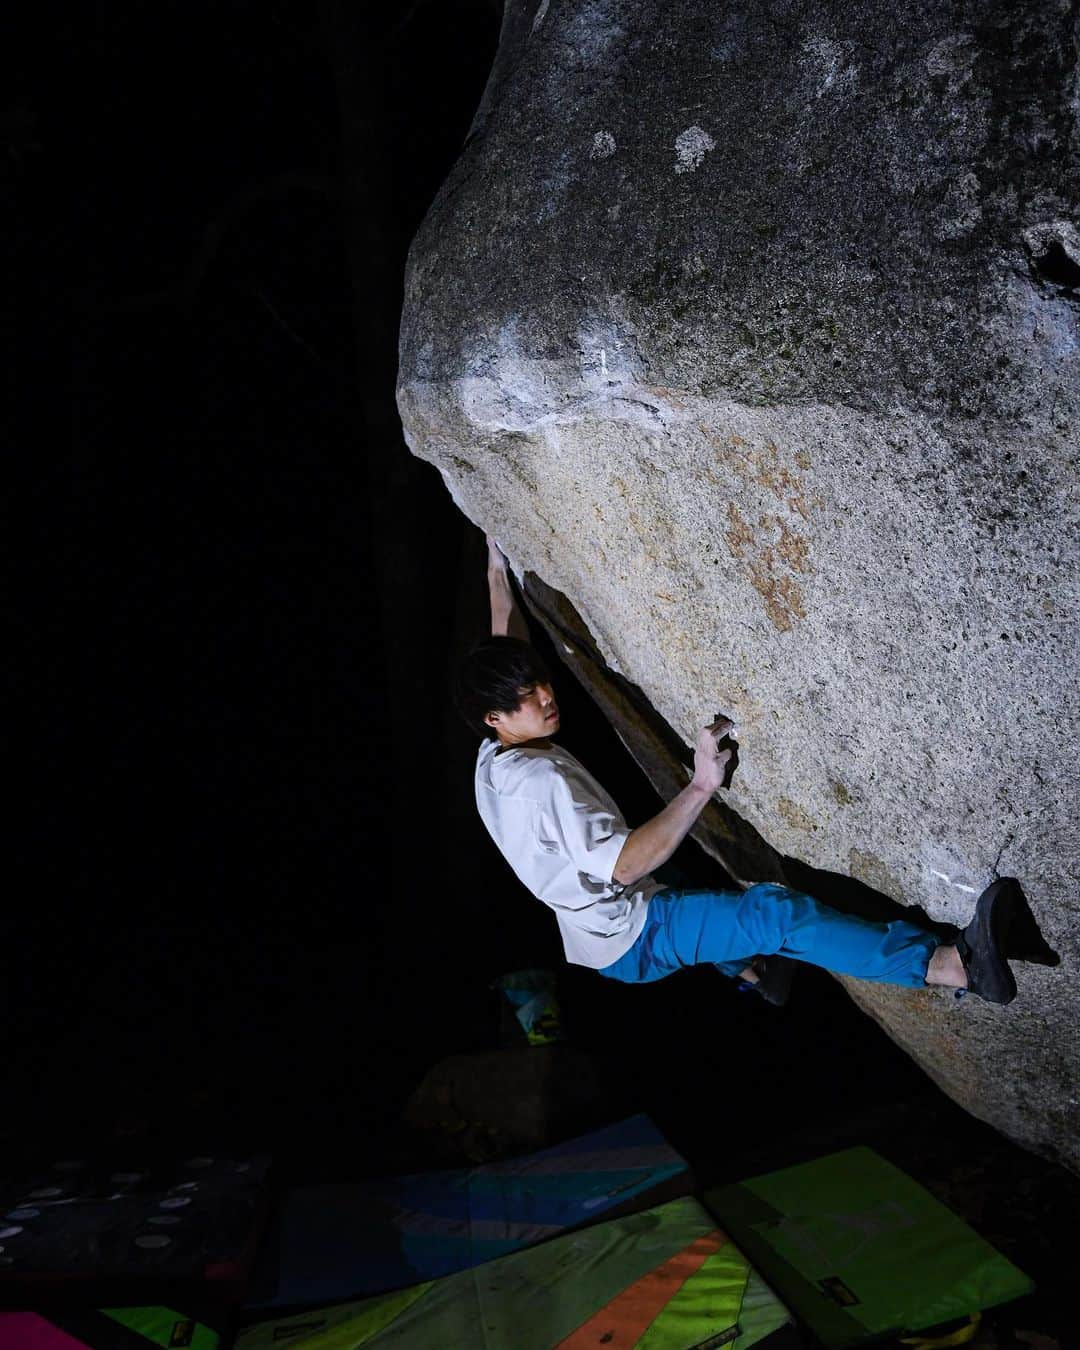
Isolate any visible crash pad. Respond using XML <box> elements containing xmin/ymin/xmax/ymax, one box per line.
<box><xmin>246</xmin><ymin>1113</ymin><xmax>691</xmax><ymax>1307</ymax></box>
<box><xmin>238</xmin><ymin>1196</ymin><xmax>798</xmax><ymax>1350</ymax></box>
<box><xmin>0</xmin><ymin>1154</ymin><xmax>269</xmax><ymax>1304</ymax></box>
<box><xmin>705</xmin><ymin>1146</ymin><xmax>1034</xmax><ymax>1347</ymax></box>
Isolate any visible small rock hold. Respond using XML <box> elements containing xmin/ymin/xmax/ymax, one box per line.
<box><xmin>1022</xmin><ymin>221</ymin><xmax>1080</xmax><ymax>287</ymax></box>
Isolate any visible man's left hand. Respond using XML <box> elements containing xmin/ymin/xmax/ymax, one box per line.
<box><xmin>487</xmin><ymin>535</ymin><xmax>509</xmax><ymax>572</ymax></box>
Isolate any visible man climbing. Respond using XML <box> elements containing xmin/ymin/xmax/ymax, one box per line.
<box><xmin>456</xmin><ymin>537</ymin><xmax>1021</xmax><ymax>1007</ymax></box>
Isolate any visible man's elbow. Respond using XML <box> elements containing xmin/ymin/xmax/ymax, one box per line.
<box><xmin>611</xmin><ymin>845</ymin><xmax>638</xmax><ymax>888</ymax></box>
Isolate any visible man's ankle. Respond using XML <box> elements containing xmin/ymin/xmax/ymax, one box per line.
<box><xmin>926</xmin><ymin>943</ymin><xmax>967</xmax><ymax>989</ymax></box>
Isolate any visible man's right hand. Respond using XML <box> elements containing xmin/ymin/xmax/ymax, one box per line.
<box><xmin>692</xmin><ymin>717</ymin><xmax>735</xmax><ymax>796</ymax></box>
<box><xmin>614</xmin><ymin>716</ymin><xmax>737</xmax><ymax>884</ymax></box>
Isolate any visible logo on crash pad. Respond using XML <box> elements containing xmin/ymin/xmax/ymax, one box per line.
<box><xmin>273</xmin><ymin>1322</ymin><xmax>328</xmax><ymax>1342</ymax></box>
<box><xmin>819</xmin><ymin>1275</ymin><xmax>860</xmax><ymax>1306</ymax></box>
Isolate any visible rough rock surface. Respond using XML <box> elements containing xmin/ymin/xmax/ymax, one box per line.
<box><xmin>397</xmin><ymin>0</ymin><xmax>1080</xmax><ymax>1169</ymax></box>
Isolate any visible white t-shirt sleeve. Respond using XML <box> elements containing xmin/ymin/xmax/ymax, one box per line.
<box><xmin>535</xmin><ymin>762</ymin><xmax>630</xmax><ymax>888</ymax></box>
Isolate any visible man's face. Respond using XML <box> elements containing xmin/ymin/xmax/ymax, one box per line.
<box><xmin>485</xmin><ymin>681</ymin><xmax>560</xmax><ymax>746</ymax></box>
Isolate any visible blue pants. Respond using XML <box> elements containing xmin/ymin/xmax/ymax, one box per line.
<box><xmin>598</xmin><ymin>884</ymin><xmax>940</xmax><ymax>988</ymax></box>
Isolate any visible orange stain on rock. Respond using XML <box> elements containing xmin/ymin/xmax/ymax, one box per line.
<box><xmin>724</xmin><ymin>502</ymin><xmax>755</xmax><ymax>558</ymax></box>
<box><xmin>748</xmin><ymin>562</ymin><xmax>807</xmax><ymax>632</ymax></box>
<box><xmin>706</xmin><ymin>430</ymin><xmax>819</xmax><ymax>631</ymax></box>
<box><xmin>776</xmin><ymin>520</ymin><xmax>811</xmax><ymax>573</ymax></box>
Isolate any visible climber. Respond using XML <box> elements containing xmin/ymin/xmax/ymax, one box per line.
<box><xmin>455</xmin><ymin>537</ymin><xmax>1021</xmax><ymax>1007</ymax></box>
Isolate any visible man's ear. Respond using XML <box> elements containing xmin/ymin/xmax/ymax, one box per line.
<box><xmin>484</xmin><ymin>711</ymin><xmax>499</xmax><ymax>728</ymax></box>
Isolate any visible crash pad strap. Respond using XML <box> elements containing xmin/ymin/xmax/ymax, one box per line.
<box><xmin>237</xmin><ymin>1282</ymin><xmax>432</xmax><ymax>1350</ymax></box>
<box><xmin>899</xmin><ymin>1313</ymin><xmax>981</xmax><ymax>1348</ymax></box>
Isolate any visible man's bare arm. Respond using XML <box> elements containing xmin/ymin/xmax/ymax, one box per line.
<box><xmin>612</xmin><ymin>719</ymin><xmax>734</xmax><ymax>885</ymax></box>
<box><xmin>488</xmin><ymin>536</ymin><xmax>530</xmax><ymax>640</ymax></box>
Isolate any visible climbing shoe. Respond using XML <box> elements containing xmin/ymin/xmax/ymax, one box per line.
<box><xmin>749</xmin><ymin>954</ymin><xmax>797</xmax><ymax>1007</ymax></box>
<box><xmin>955</xmin><ymin>878</ymin><xmax>1020</xmax><ymax>1005</ymax></box>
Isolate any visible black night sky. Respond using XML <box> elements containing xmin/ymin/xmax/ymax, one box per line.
<box><xmin>5</xmin><ymin>3</ymin><xmax>1074</xmax><ymax>1336</ymax></box>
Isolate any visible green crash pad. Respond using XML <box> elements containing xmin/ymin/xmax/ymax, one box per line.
<box><xmin>705</xmin><ymin>1146</ymin><xmax>1034</xmax><ymax>1348</ymax></box>
<box><xmin>237</xmin><ymin>1196</ymin><xmax>798</xmax><ymax>1349</ymax></box>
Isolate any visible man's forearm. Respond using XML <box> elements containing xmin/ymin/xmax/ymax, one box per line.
<box><xmin>489</xmin><ymin>565</ymin><xmax>530</xmax><ymax>640</ymax></box>
<box><xmin>612</xmin><ymin>780</ymin><xmax>713</xmax><ymax>886</ymax></box>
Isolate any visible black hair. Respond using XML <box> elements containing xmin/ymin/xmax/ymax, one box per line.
<box><xmin>455</xmin><ymin>636</ymin><xmax>554</xmax><ymax>740</ymax></box>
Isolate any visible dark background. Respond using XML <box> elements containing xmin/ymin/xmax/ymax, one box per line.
<box><xmin>5</xmin><ymin>4</ymin><xmax>1073</xmax><ymax>1335</ymax></box>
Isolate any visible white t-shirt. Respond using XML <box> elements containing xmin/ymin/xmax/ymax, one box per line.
<box><xmin>474</xmin><ymin>738</ymin><xmax>658</xmax><ymax>969</ymax></box>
